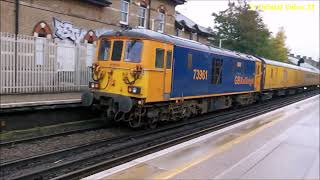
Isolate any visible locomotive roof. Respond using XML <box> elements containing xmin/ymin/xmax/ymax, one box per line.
<box><xmin>101</xmin><ymin>29</ymin><xmax>319</xmax><ymax>74</ymax></box>
<box><xmin>100</xmin><ymin>29</ymin><xmax>256</xmax><ymax>61</ymax></box>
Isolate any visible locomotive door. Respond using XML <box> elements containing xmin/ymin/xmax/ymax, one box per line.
<box><xmin>154</xmin><ymin>43</ymin><xmax>173</xmax><ymax>101</ymax></box>
<box><xmin>255</xmin><ymin>61</ymin><xmax>262</xmax><ymax>91</ymax></box>
<box><xmin>163</xmin><ymin>49</ymin><xmax>173</xmax><ymax>99</ymax></box>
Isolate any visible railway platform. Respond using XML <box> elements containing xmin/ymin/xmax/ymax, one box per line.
<box><xmin>0</xmin><ymin>92</ymin><xmax>81</xmax><ymax>109</ymax></box>
<box><xmin>84</xmin><ymin>95</ymin><xmax>319</xmax><ymax>180</ymax></box>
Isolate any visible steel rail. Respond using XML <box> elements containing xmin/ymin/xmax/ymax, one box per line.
<box><xmin>0</xmin><ymin>126</ymin><xmax>104</xmax><ymax>147</ymax></box>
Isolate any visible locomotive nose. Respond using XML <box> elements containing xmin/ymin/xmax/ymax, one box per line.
<box><xmin>82</xmin><ymin>90</ymin><xmax>133</xmax><ymax>113</ymax></box>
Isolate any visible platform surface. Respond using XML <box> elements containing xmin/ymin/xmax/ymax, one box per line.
<box><xmin>0</xmin><ymin>93</ymin><xmax>81</xmax><ymax>109</ymax></box>
<box><xmin>84</xmin><ymin>95</ymin><xmax>320</xmax><ymax>180</ymax></box>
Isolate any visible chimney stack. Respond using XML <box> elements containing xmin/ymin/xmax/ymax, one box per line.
<box><xmin>298</xmin><ymin>58</ymin><xmax>304</xmax><ymax>66</ymax></box>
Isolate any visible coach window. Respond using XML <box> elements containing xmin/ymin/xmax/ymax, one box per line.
<box><xmin>271</xmin><ymin>68</ymin><xmax>274</xmax><ymax>79</ymax></box>
<box><xmin>212</xmin><ymin>58</ymin><xmax>223</xmax><ymax>84</ymax></box>
<box><xmin>155</xmin><ymin>48</ymin><xmax>165</xmax><ymax>68</ymax></box>
<box><xmin>111</xmin><ymin>41</ymin><xmax>123</xmax><ymax>61</ymax></box>
<box><xmin>98</xmin><ymin>40</ymin><xmax>111</xmax><ymax>61</ymax></box>
<box><xmin>166</xmin><ymin>50</ymin><xmax>172</xmax><ymax>69</ymax></box>
<box><xmin>188</xmin><ymin>53</ymin><xmax>192</xmax><ymax>69</ymax></box>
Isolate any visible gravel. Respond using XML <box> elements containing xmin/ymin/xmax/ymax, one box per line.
<box><xmin>0</xmin><ymin>127</ymin><xmax>132</xmax><ymax>163</ymax></box>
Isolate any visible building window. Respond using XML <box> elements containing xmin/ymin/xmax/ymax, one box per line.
<box><xmin>138</xmin><ymin>6</ymin><xmax>147</xmax><ymax>28</ymax></box>
<box><xmin>212</xmin><ymin>58</ymin><xmax>223</xmax><ymax>84</ymax></box>
<box><xmin>84</xmin><ymin>30</ymin><xmax>97</xmax><ymax>44</ymax></box>
<box><xmin>192</xmin><ymin>33</ymin><xmax>197</xmax><ymax>41</ymax></box>
<box><xmin>155</xmin><ymin>48</ymin><xmax>165</xmax><ymax>68</ymax></box>
<box><xmin>120</xmin><ymin>0</ymin><xmax>129</xmax><ymax>25</ymax></box>
<box><xmin>157</xmin><ymin>12</ymin><xmax>165</xmax><ymax>32</ymax></box>
<box><xmin>33</xmin><ymin>21</ymin><xmax>52</xmax><ymax>39</ymax></box>
<box><xmin>176</xmin><ymin>29</ymin><xmax>181</xmax><ymax>36</ymax></box>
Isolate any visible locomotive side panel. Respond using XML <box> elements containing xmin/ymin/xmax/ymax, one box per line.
<box><xmin>171</xmin><ymin>46</ymin><xmax>211</xmax><ymax>97</ymax></box>
<box><xmin>170</xmin><ymin>46</ymin><xmax>256</xmax><ymax>99</ymax></box>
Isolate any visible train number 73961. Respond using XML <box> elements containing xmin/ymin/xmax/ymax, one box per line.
<box><xmin>193</xmin><ymin>69</ymin><xmax>208</xmax><ymax>80</ymax></box>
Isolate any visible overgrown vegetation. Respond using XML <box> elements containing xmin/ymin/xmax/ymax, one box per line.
<box><xmin>210</xmin><ymin>1</ymin><xmax>289</xmax><ymax>62</ymax></box>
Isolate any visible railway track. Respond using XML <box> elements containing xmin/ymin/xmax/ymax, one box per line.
<box><xmin>1</xmin><ymin>90</ymin><xmax>318</xmax><ymax>180</ymax></box>
<box><xmin>0</xmin><ymin>125</ymin><xmax>104</xmax><ymax>147</ymax></box>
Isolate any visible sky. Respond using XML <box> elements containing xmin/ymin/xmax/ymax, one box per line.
<box><xmin>176</xmin><ymin>0</ymin><xmax>320</xmax><ymax>61</ymax></box>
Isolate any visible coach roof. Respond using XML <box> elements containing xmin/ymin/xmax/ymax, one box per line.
<box><xmin>263</xmin><ymin>58</ymin><xmax>319</xmax><ymax>73</ymax></box>
<box><xmin>100</xmin><ymin>29</ymin><xmax>256</xmax><ymax>61</ymax></box>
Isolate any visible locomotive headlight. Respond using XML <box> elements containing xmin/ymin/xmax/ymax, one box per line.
<box><xmin>128</xmin><ymin>86</ymin><xmax>141</xmax><ymax>94</ymax></box>
<box><xmin>89</xmin><ymin>82</ymin><xmax>100</xmax><ymax>89</ymax></box>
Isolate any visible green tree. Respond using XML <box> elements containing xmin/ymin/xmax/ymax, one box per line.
<box><xmin>210</xmin><ymin>1</ymin><xmax>288</xmax><ymax>61</ymax></box>
<box><xmin>269</xmin><ymin>28</ymin><xmax>289</xmax><ymax>62</ymax></box>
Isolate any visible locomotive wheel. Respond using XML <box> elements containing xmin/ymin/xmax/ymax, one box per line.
<box><xmin>182</xmin><ymin>107</ymin><xmax>192</xmax><ymax>120</ymax></box>
<box><xmin>128</xmin><ymin>114</ymin><xmax>142</xmax><ymax>128</ymax></box>
<box><xmin>147</xmin><ymin>118</ymin><xmax>158</xmax><ymax>129</ymax></box>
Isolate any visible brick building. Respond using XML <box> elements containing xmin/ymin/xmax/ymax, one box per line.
<box><xmin>175</xmin><ymin>11</ymin><xmax>212</xmax><ymax>44</ymax></box>
<box><xmin>0</xmin><ymin>0</ymin><xmax>214</xmax><ymax>95</ymax></box>
<box><xmin>1</xmin><ymin>0</ymin><xmax>186</xmax><ymax>43</ymax></box>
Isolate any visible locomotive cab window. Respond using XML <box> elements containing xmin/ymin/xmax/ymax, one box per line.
<box><xmin>111</xmin><ymin>40</ymin><xmax>123</xmax><ymax>61</ymax></box>
<box><xmin>98</xmin><ymin>40</ymin><xmax>111</xmax><ymax>61</ymax></box>
<box><xmin>155</xmin><ymin>48</ymin><xmax>165</xmax><ymax>68</ymax></box>
<box><xmin>166</xmin><ymin>51</ymin><xmax>172</xmax><ymax>69</ymax></box>
<box><xmin>212</xmin><ymin>58</ymin><xmax>223</xmax><ymax>84</ymax></box>
<box><xmin>124</xmin><ymin>40</ymin><xmax>143</xmax><ymax>63</ymax></box>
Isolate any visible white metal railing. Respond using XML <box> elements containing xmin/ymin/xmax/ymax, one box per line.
<box><xmin>0</xmin><ymin>32</ymin><xmax>94</xmax><ymax>94</ymax></box>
